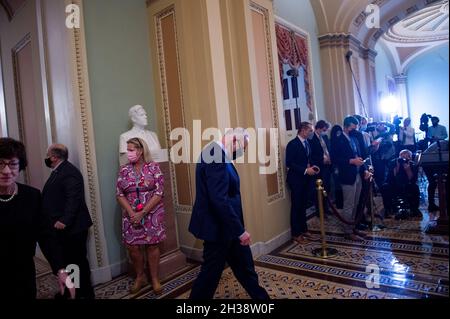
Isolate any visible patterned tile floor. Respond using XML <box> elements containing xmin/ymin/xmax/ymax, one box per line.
<box><xmin>36</xmin><ymin>191</ymin><xmax>449</xmax><ymax>299</ymax></box>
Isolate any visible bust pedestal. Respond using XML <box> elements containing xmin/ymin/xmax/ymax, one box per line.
<box><xmin>156</xmin><ymin>161</ymin><xmax>187</xmax><ymax>278</ymax></box>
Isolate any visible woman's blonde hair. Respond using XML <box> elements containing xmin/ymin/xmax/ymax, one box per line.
<box><xmin>127</xmin><ymin>137</ymin><xmax>152</xmax><ymax>163</ymax></box>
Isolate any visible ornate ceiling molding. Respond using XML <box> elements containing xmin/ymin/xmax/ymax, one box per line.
<box><xmin>376</xmin><ymin>0</ymin><xmax>448</xmax><ymax>73</ymax></box>
<box><xmin>318</xmin><ymin>33</ymin><xmax>378</xmax><ymax>61</ymax></box>
<box><xmin>383</xmin><ymin>0</ymin><xmax>449</xmax><ymax>43</ymax></box>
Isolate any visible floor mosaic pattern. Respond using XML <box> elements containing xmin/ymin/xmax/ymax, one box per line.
<box><xmin>36</xmin><ymin>191</ymin><xmax>448</xmax><ymax>299</ymax></box>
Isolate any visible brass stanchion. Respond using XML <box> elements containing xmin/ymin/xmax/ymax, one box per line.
<box><xmin>368</xmin><ymin>166</ymin><xmax>382</xmax><ymax>232</ymax></box>
<box><xmin>312</xmin><ymin>179</ymin><xmax>338</xmax><ymax>258</ymax></box>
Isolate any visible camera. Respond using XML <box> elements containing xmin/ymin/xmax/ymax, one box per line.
<box><xmin>398</xmin><ymin>158</ymin><xmax>409</xmax><ymax>165</ymax></box>
<box><xmin>419</xmin><ymin>113</ymin><xmax>432</xmax><ymax>133</ymax></box>
<box><xmin>393</xmin><ymin>115</ymin><xmax>403</xmax><ymax>126</ymax></box>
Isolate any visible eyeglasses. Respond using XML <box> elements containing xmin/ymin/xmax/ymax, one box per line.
<box><xmin>0</xmin><ymin>160</ymin><xmax>20</xmax><ymax>170</ymax></box>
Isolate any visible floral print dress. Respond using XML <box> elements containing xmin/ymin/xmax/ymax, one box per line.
<box><xmin>116</xmin><ymin>162</ymin><xmax>166</xmax><ymax>245</ymax></box>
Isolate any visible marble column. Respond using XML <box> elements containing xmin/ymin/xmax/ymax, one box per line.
<box><xmin>318</xmin><ymin>33</ymin><xmax>381</xmax><ymax>124</ymax></box>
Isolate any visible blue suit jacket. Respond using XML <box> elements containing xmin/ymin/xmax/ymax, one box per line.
<box><xmin>286</xmin><ymin>136</ymin><xmax>311</xmax><ymax>188</ymax></box>
<box><xmin>189</xmin><ymin>143</ymin><xmax>245</xmax><ymax>243</ymax></box>
<box><xmin>333</xmin><ymin>134</ymin><xmax>366</xmax><ymax>185</ymax></box>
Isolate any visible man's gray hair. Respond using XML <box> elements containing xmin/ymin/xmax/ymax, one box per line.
<box><xmin>129</xmin><ymin>105</ymin><xmax>144</xmax><ymax>118</ymax></box>
<box><xmin>49</xmin><ymin>144</ymin><xmax>69</xmax><ymax>160</ymax></box>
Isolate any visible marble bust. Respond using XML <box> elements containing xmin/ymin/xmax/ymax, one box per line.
<box><xmin>119</xmin><ymin>105</ymin><xmax>162</xmax><ymax>165</ymax></box>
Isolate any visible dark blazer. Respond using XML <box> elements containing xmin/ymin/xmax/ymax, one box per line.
<box><xmin>42</xmin><ymin>161</ymin><xmax>93</xmax><ymax>235</ymax></box>
<box><xmin>353</xmin><ymin>130</ymin><xmax>368</xmax><ymax>160</ymax></box>
<box><xmin>309</xmin><ymin>133</ymin><xmax>330</xmax><ymax>168</ymax></box>
<box><xmin>334</xmin><ymin>134</ymin><xmax>366</xmax><ymax>185</ymax></box>
<box><xmin>189</xmin><ymin>143</ymin><xmax>245</xmax><ymax>243</ymax></box>
<box><xmin>286</xmin><ymin>136</ymin><xmax>311</xmax><ymax>187</ymax></box>
<box><xmin>0</xmin><ymin>184</ymin><xmax>64</xmax><ymax>299</ymax></box>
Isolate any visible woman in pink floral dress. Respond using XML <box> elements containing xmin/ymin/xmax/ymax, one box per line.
<box><xmin>116</xmin><ymin>138</ymin><xmax>165</xmax><ymax>294</ymax></box>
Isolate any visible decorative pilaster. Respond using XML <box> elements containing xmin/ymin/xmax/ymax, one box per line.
<box><xmin>318</xmin><ymin>33</ymin><xmax>361</xmax><ymax>124</ymax></box>
<box><xmin>66</xmin><ymin>0</ymin><xmax>110</xmax><ymax>279</ymax></box>
<box><xmin>148</xmin><ymin>0</ymin><xmax>290</xmax><ymax>258</ymax></box>
<box><xmin>394</xmin><ymin>74</ymin><xmax>409</xmax><ymax>119</ymax></box>
<box><xmin>318</xmin><ymin>33</ymin><xmax>380</xmax><ymax>123</ymax></box>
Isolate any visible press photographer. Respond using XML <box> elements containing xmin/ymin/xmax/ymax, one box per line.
<box><xmin>381</xmin><ymin>150</ymin><xmax>421</xmax><ymax>219</ymax></box>
<box><xmin>370</xmin><ymin>121</ymin><xmax>396</xmax><ymax>189</ymax></box>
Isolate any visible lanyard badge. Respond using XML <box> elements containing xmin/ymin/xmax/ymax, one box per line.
<box><xmin>134</xmin><ymin>185</ymin><xmax>145</xmax><ymax>226</ymax></box>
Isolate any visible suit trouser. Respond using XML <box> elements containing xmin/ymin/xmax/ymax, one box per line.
<box><xmin>341</xmin><ymin>175</ymin><xmax>362</xmax><ymax>235</ymax></box>
<box><xmin>289</xmin><ymin>182</ymin><xmax>309</xmax><ymax>237</ymax></box>
<box><xmin>355</xmin><ymin>178</ymin><xmax>370</xmax><ymax>225</ymax></box>
<box><xmin>190</xmin><ymin>239</ymin><xmax>270</xmax><ymax>300</ymax></box>
<box><xmin>373</xmin><ymin>159</ymin><xmax>389</xmax><ymax>190</ymax></box>
<box><xmin>381</xmin><ymin>183</ymin><xmax>420</xmax><ymax>212</ymax></box>
<box><xmin>58</xmin><ymin>230</ymin><xmax>94</xmax><ymax>299</ymax></box>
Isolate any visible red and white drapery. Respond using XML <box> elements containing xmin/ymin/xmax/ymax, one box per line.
<box><xmin>275</xmin><ymin>23</ymin><xmax>312</xmax><ymax>113</ymax></box>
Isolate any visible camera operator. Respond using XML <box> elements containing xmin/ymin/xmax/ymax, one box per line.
<box><xmin>381</xmin><ymin>150</ymin><xmax>421</xmax><ymax>219</ymax></box>
<box><xmin>427</xmin><ymin>117</ymin><xmax>448</xmax><ymax>142</ymax></box>
<box><xmin>418</xmin><ymin>114</ymin><xmax>432</xmax><ymax>151</ymax></box>
<box><xmin>356</xmin><ymin>116</ymin><xmax>381</xmax><ymax>156</ymax></box>
<box><xmin>371</xmin><ymin>121</ymin><xmax>396</xmax><ymax>190</ymax></box>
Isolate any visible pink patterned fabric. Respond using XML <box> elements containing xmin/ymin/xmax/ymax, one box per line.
<box><xmin>116</xmin><ymin>162</ymin><xmax>166</xmax><ymax>245</ymax></box>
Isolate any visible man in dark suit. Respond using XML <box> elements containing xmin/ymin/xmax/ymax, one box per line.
<box><xmin>286</xmin><ymin>122</ymin><xmax>321</xmax><ymax>244</ymax></box>
<box><xmin>309</xmin><ymin>120</ymin><xmax>332</xmax><ymax>215</ymax></box>
<box><xmin>189</xmin><ymin>128</ymin><xmax>269</xmax><ymax>300</ymax></box>
<box><xmin>334</xmin><ymin>117</ymin><xmax>371</xmax><ymax>241</ymax></box>
<box><xmin>43</xmin><ymin>144</ymin><xmax>95</xmax><ymax>299</ymax></box>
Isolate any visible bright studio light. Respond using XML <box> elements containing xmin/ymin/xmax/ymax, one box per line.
<box><xmin>380</xmin><ymin>95</ymin><xmax>399</xmax><ymax>114</ymax></box>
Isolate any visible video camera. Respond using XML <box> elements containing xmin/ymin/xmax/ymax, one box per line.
<box><xmin>393</xmin><ymin>115</ymin><xmax>403</xmax><ymax>127</ymax></box>
<box><xmin>419</xmin><ymin>113</ymin><xmax>432</xmax><ymax>133</ymax></box>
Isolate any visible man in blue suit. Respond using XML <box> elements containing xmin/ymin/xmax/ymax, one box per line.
<box><xmin>189</xmin><ymin>128</ymin><xmax>270</xmax><ymax>300</ymax></box>
<box><xmin>334</xmin><ymin>116</ymin><xmax>371</xmax><ymax>241</ymax></box>
<box><xmin>286</xmin><ymin>122</ymin><xmax>321</xmax><ymax>244</ymax></box>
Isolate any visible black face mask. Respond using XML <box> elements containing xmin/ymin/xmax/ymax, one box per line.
<box><xmin>349</xmin><ymin>129</ymin><xmax>358</xmax><ymax>137</ymax></box>
<box><xmin>44</xmin><ymin>157</ymin><xmax>53</xmax><ymax>168</ymax></box>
